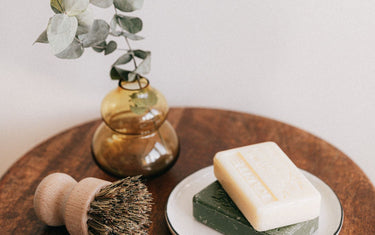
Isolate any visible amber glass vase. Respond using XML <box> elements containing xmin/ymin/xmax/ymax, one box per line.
<box><xmin>92</xmin><ymin>78</ymin><xmax>179</xmax><ymax>177</ymax></box>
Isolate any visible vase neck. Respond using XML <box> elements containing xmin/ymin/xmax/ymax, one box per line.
<box><xmin>119</xmin><ymin>77</ymin><xmax>149</xmax><ymax>91</ymax></box>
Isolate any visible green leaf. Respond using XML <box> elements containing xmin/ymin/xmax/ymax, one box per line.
<box><xmin>129</xmin><ymin>105</ymin><xmax>148</xmax><ymax>115</ymax></box>
<box><xmin>76</xmin><ymin>8</ymin><xmax>94</xmax><ymax>35</ymax></box>
<box><xmin>92</xmin><ymin>41</ymin><xmax>106</xmax><ymax>52</ymax></box>
<box><xmin>51</xmin><ymin>0</ymin><xmax>64</xmax><ymax>13</ymax></box>
<box><xmin>127</xmin><ymin>72</ymin><xmax>137</xmax><ymax>82</ymax></box>
<box><xmin>133</xmin><ymin>49</ymin><xmax>148</xmax><ymax>59</ymax></box>
<box><xmin>56</xmin><ymin>39</ymin><xmax>84</xmax><ymax>59</ymax></box>
<box><xmin>121</xmin><ymin>31</ymin><xmax>144</xmax><ymax>40</ymax></box>
<box><xmin>90</xmin><ymin>0</ymin><xmax>113</xmax><ymax>8</ymax></box>
<box><xmin>78</xmin><ymin>19</ymin><xmax>109</xmax><ymax>47</ymax></box>
<box><xmin>110</xmin><ymin>66</ymin><xmax>131</xmax><ymax>80</ymax></box>
<box><xmin>114</xmin><ymin>53</ymin><xmax>132</xmax><ymax>65</ymax></box>
<box><xmin>47</xmin><ymin>14</ymin><xmax>78</xmax><ymax>55</ymax></box>
<box><xmin>129</xmin><ymin>89</ymin><xmax>158</xmax><ymax>115</ymax></box>
<box><xmin>113</xmin><ymin>0</ymin><xmax>143</xmax><ymax>12</ymax></box>
<box><xmin>109</xmin><ymin>16</ymin><xmax>122</xmax><ymax>36</ymax></box>
<box><xmin>111</xmin><ymin>51</ymin><xmax>150</xmax><ymax>81</ymax></box>
<box><xmin>133</xmin><ymin>50</ymin><xmax>151</xmax><ymax>75</ymax></box>
<box><xmin>130</xmin><ymin>90</ymin><xmax>157</xmax><ymax>106</ymax></box>
<box><xmin>111</xmin><ymin>53</ymin><xmax>133</xmax><ymax>80</ymax></box>
<box><xmin>109</xmin><ymin>16</ymin><xmax>144</xmax><ymax>40</ymax></box>
<box><xmin>105</xmin><ymin>41</ymin><xmax>117</xmax><ymax>55</ymax></box>
<box><xmin>115</xmin><ymin>14</ymin><xmax>142</xmax><ymax>34</ymax></box>
<box><xmin>110</xmin><ymin>16</ymin><xmax>117</xmax><ymax>31</ymax></box>
<box><xmin>34</xmin><ymin>30</ymin><xmax>48</xmax><ymax>44</ymax></box>
<box><xmin>64</xmin><ymin>0</ymin><xmax>89</xmax><ymax>16</ymax></box>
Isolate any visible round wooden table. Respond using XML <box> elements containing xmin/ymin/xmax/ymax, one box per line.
<box><xmin>0</xmin><ymin>107</ymin><xmax>374</xmax><ymax>234</ymax></box>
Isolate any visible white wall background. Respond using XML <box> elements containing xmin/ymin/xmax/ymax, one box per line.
<box><xmin>0</xmin><ymin>0</ymin><xmax>374</xmax><ymax>183</ymax></box>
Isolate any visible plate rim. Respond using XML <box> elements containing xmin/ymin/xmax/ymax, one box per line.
<box><xmin>165</xmin><ymin>165</ymin><xmax>344</xmax><ymax>235</ymax></box>
<box><xmin>302</xmin><ymin>170</ymin><xmax>344</xmax><ymax>235</ymax></box>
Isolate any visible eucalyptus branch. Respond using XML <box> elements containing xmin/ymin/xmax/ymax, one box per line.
<box><xmin>113</xmin><ymin>5</ymin><xmax>138</xmax><ymax>70</ymax></box>
<box><xmin>35</xmin><ymin>0</ymin><xmax>156</xmax><ymax>116</ymax></box>
<box><xmin>35</xmin><ymin>0</ymin><xmax>150</xmax><ymax>82</ymax></box>
<box><xmin>122</xmin><ymin>36</ymin><xmax>143</xmax><ymax>88</ymax></box>
<box><xmin>124</xmin><ymin>37</ymin><xmax>137</xmax><ymax>67</ymax></box>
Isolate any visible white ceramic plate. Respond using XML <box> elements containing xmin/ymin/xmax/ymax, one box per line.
<box><xmin>166</xmin><ymin>166</ymin><xmax>343</xmax><ymax>235</ymax></box>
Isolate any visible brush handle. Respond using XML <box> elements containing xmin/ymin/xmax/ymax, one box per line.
<box><xmin>34</xmin><ymin>173</ymin><xmax>111</xmax><ymax>235</ymax></box>
<box><xmin>34</xmin><ymin>173</ymin><xmax>77</xmax><ymax>226</ymax></box>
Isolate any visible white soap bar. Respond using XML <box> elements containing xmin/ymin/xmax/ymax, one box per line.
<box><xmin>213</xmin><ymin>142</ymin><xmax>321</xmax><ymax>232</ymax></box>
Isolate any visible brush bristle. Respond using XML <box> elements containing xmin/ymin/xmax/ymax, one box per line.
<box><xmin>87</xmin><ymin>176</ymin><xmax>152</xmax><ymax>235</ymax></box>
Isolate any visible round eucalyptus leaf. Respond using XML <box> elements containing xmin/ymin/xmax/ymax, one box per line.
<box><xmin>110</xmin><ymin>66</ymin><xmax>131</xmax><ymax>80</ymax></box>
<box><xmin>64</xmin><ymin>0</ymin><xmax>89</xmax><ymax>16</ymax></box>
<box><xmin>127</xmin><ymin>72</ymin><xmax>137</xmax><ymax>81</ymax></box>
<box><xmin>115</xmin><ymin>14</ymin><xmax>142</xmax><ymax>34</ymax></box>
<box><xmin>50</xmin><ymin>0</ymin><xmax>64</xmax><ymax>13</ymax></box>
<box><xmin>90</xmin><ymin>0</ymin><xmax>113</xmax><ymax>8</ymax></box>
<box><xmin>47</xmin><ymin>14</ymin><xmax>78</xmax><ymax>55</ymax></box>
<box><xmin>109</xmin><ymin>16</ymin><xmax>122</xmax><ymax>36</ymax></box>
<box><xmin>121</xmin><ymin>31</ymin><xmax>144</xmax><ymax>40</ymax></box>
<box><xmin>113</xmin><ymin>0</ymin><xmax>143</xmax><ymax>12</ymax></box>
<box><xmin>110</xmin><ymin>31</ymin><xmax>122</xmax><ymax>37</ymax></box>
<box><xmin>144</xmin><ymin>90</ymin><xmax>157</xmax><ymax>106</ymax></box>
<box><xmin>110</xmin><ymin>16</ymin><xmax>144</xmax><ymax>39</ymax></box>
<box><xmin>76</xmin><ymin>8</ymin><xmax>94</xmax><ymax>35</ymax></box>
<box><xmin>133</xmin><ymin>49</ymin><xmax>148</xmax><ymax>59</ymax></box>
<box><xmin>34</xmin><ymin>30</ymin><xmax>48</xmax><ymax>44</ymax></box>
<box><xmin>129</xmin><ymin>89</ymin><xmax>158</xmax><ymax>115</ymax></box>
<box><xmin>56</xmin><ymin>39</ymin><xmax>84</xmax><ymax>59</ymax></box>
<box><xmin>78</xmin><ymin>19</ymin><xmax>109</xmax><ymax>47</ymax></box>
<box><xmin>114</xmin><ymin>53</ymin><xmax>132</xmax><ymax>65</ymax></box>
<box><xmin>105</xmin><ymin>41</ymin><xmax>117</xmax><ymax>55</ymax></box>
<box><xmin>134</xmin><ymin>51</ymin><xmax>151</xmax><ymax>75</ymax></box>
<box><xmin>110</xmin><ymin>16</ymin><xmax>117</xmax><ymax>31</ymax></box>
<box><xmin>130</xmin><ymin>90</ymin><xmax>157</xmax><ymax>106</ymax></box>
<box><xmin>92</xmin><ymin>41</ymin><xmax>106</xmax><ymax>52</ymax></box>
<box><xmin>129</xmin><ymin>105</ymin><xmax>148</xmax><ymax>115</ymax></box>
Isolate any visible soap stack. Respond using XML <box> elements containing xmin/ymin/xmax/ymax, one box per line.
<box><xmin>193</xmin><ymin>142</ymin><xmax>321</xmax><ymax>235</ymax></box>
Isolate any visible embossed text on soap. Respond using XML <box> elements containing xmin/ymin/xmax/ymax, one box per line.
<box><xmin>231</xmin><ymin>155</ymin><xmax>277</xmax><ymax>204</ymax></box>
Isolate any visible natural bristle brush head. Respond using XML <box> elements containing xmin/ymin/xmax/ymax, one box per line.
<box><xmin>87</xmin><ymin>176</ymin><xmax>152</xmax><ymax>235</ymax></box>
<box><xmin>34</xmin><ymin>173</ymin><xmax>152</xmax><ymax>235</ymax></box>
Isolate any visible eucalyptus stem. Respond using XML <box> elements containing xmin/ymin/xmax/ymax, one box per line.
<box><xmin>113</xmin><ymin>6</ymin><xmax>142</xmax><ymax>88</ymax></box>
<box><xmin>123</xmin><ymin>36</ymin><xmax>142</xmax><ymax>88</ymax></box>
<box><xmin>124</xmin><ymin>36</ymin><xmax>138</xmax><ymax>68</ymax></box>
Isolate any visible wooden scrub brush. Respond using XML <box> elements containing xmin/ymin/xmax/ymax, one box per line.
<box><xmin>33</xmin><ymin>173</ymin><xmax>152</xmax><ymax>235</ymax></box>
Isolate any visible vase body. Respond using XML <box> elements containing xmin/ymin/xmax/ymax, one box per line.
<box><xmin>92</xmin><ymin>78</ymin><xmax>179</xmax><ymax>177</ymax></box>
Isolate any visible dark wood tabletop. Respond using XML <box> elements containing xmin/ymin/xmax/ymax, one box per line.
<box><xmin>0</xmin><ymin>107</ymin><xmax>374</xmax><ymax>234</ymax></box>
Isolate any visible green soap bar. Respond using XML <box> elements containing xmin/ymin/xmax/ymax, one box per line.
<box><xmin>193</xmin><ymin>181</ymin><xmax>319</xmax><ymax>235</ymax></box>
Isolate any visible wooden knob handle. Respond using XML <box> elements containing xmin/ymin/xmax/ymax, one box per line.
<box><xmin>34</xmin><ymin>173</ymin><xmax>111</xmax><ymax>235</ymax></box>
<box><xmin>33</xmin><ymin>173</ymin><xmax>77</xmax><ymax>226</ymax></box>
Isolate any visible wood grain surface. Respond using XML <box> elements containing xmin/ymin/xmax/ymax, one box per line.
<box><xmin>0</xmin><ymin>107</ymin><xmax>374</xmax><ymax>234</ymax></box>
